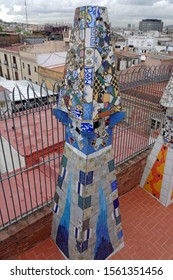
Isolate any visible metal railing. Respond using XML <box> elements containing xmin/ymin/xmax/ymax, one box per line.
<box><xmin>0</xmin><ymin>63</ymin><xmax>171</xmax><ymax>230</ymax></box>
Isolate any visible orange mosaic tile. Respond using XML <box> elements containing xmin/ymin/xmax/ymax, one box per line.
<box><xmin>143</xmin><ymin>145</ymin><xmax>168</xmax><ymax>199</ymax></box>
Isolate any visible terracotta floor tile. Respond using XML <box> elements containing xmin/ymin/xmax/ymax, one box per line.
<box><xmin>15</xmin><ymin>187</ymin><xmax>173</xmax><ymax>260</ymax></box>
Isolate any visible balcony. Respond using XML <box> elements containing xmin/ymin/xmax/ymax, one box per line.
<box><xmin>4</xmin><ymin>60</ymin><xmax>8</xmax><ymax>66</ymax></box>
<box><xmin>12</xmin><ymin>63</ymin><xmax>17</xmax><ymax>69</ymax></box>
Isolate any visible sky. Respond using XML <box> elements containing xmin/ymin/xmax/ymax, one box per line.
<box><xmin>0</xmin><ymin>0</ymin><xmax>173</xmax><ymax>27</ymax></box>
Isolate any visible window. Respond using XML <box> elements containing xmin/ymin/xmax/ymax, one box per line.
<box><xmin>7</xmin><ymin>68</ymin><xmax>10</xmax><ymax>79</ymax></box>
<box><xmin>34</xmin><ymin>66</ymin><xmax>37</xmax><ymax>72</ymax></box>
<box><xmin>4</xmin><ymin>54</ymin><xmax>8</xmax><ymax>65</ymax></box>
<box><xmin>0</xmin><ymin>65</ymin><xmax>3</xmax><ymax>76</ymax></box>
<box><xmin>12</xmin><ymin>56</ymin><xmax>17</xmax><ymax>68</ymax></box>
<box><xmin>22</xmin><ymin>62</ymin><xmax>25</xmax><ymax>69</ymax></box>
<box><xmin>14</xmin><ymin>71</ymin><xmax>19</xmax><ymax>80</ymax></box>
<box><xmin>27</xmin><ymin>64</ymin><xmax>31</xmax><ymax>75</ymax></box>
<box><xmin>12</xmin><ymin>56</ymin><xmax>16</xmax><ymax>64</ymax></box>
<box><xmin>151</xmin><ymin>118</ymin><xmax>161</xmax><ymax>130</ymax></box>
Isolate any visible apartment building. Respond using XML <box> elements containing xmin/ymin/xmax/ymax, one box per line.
<box><xmin>127</xmin><ymin>35</ymin><xmax>158</xmax><ymax>54</ymax></box>
<box><xmin>0</xmin><ymin>45</ymin><xmax>23</xmax><ymax>81</ymax></box>
<box><xmin>115</xmin><ymin>51</ymin><xmax>141</xmax><ymax>70</ymax></box>
<box><xmin>0</xmin><ymin>40</ymin><xmax>66</xmax><ymax>85</ymax></box>
<box><xmin>139</xmin><ymin>19</ymin><xmax>163</xmax><ymax>32</ymax></box>
<box><xmin>19</xmin><ymin>41</ymin><xmax>66</xmax><ymax>84</ymax></box>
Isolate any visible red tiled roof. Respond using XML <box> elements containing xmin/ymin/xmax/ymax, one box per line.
<box><xmin>0</xmin><ymin>107</ymin><xmax>64</xmax><ymax>156</ymax></box>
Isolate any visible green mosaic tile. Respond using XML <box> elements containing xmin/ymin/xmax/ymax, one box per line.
<box><xmin>54</xmin><ymin>192</ymin><xmax>59</xmax><ymax>203</ymax></box>
<box><xmin>78</xmin><ymin>195</ymin><xmax>91</xmax><ymax>209</ymax></box>
<box><xmin>108</xmin><ymin>159</ymin><xmax>115</xmax><ymax>172</ymax></box>
<box><xmin>61</xmin><ymin>155</ymin><xmax>68</xmax><ymax>168</ymax></box>
<box><xmin>115</xmin><ymin>216</ymin><xmax>121</xmax><ymax>225</ymax></box>
<box><xmin>84</xmin><ymin>195</ymin><xmax>91</xmax><ymax>209</ymax></box>
<box><xmin>78</xmin><ymin>195</ymin><xmax>84</xmax><ymax>209</ymax></box>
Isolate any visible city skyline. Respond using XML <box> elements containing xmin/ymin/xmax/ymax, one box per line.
<box><xmin>0</xmin><ymin>0</ymin><xmax>173</xmax><ymax>27</ymax></box>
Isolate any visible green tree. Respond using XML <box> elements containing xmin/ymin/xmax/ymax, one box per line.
<box><xmin>15</xmin><ymin>26</ymin><xmax>22</xmax><ymax>33</ymax></box>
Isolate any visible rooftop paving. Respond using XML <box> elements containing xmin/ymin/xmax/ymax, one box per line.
<box><xmin>15</xmin><ymin>187</ymin><xmax>173</xmax><ymax>260</ymax></box>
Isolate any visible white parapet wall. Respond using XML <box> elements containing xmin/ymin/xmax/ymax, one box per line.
<box><xmin>0</xmin><ymin>135</ymin><xmax>26</xmax><ymax>174</ymax></box>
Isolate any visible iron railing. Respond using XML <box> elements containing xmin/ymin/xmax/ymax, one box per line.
<box><xmin>0</xmin><ymin>63</ymin><xmax>171</xmax><ymax>230</ymax></box>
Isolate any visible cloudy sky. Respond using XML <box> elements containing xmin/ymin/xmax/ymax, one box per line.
<box><xmin>0</xmin><ymin>0</ymin><xmax>173</xmax><ymax>27</ymax></box>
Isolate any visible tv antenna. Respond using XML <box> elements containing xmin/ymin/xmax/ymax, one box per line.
<box><xmin>24</xmin><ymin>0</ymin><xmax>28</xmax><ymax>25</ymax></box>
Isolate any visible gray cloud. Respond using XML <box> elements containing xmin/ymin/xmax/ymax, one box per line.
<box><xmin>121</xmin><ymin>0</ymin><xmax>159</xmax><ymax>6</ymax></box>
<box><xmin>0</xmin><ymin>0</ymin><xmax>173</xmax><ymax>26</ymax></box>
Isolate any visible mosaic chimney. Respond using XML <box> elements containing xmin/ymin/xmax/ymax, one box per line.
<box><xmin>51</xmin><ymin>6</ymin><xmax>125</xmax><ymax>259</ymax></box>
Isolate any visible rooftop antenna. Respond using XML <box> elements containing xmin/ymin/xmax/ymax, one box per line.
<box><xmin>24</xmin><ymin>0</ymin><xmax>28</xmax><ymax>25</ymax></box>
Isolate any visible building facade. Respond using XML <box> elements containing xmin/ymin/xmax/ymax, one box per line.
<box><xmin>0</xmin><ymin>45</ymin><xmax>23</xmax><ymax>80</ymax></box>
<box><xmin>139</xmin><ymin>19</ymin><xmax>163</xmax><ymax>32</ymax></box>
<box><xmin>0</xmin><ymin>41</ymin><xmax>66</xmax><ymax>84</ymax></box>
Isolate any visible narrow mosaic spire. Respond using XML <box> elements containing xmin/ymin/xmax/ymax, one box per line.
<box><xmin>51</xmin><ymin>6</ymin><xmax>125</xmax><ymax>259</ymax></box>
<box><xmin>140</xmin><ymin>72</ymin><xmax>173</xmax><ymax>206</ymax></box>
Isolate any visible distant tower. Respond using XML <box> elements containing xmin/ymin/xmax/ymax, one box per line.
<box><xmin>24</xmin><ymin>0</ymin><xmax>28</xmax><ymax>25</ymax></box>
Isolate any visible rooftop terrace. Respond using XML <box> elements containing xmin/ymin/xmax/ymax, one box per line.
<box><xmin>0</xmin><ymin>63</ymin><xmax>173</xmax><ymax>260</ymax></box>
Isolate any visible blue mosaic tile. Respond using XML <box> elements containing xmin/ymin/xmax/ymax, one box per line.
<box><xmin>86</xmin><ymin>228</ymin><xmax>90</xmax><ymax>239</ymax></box>
<box><xmin>86</xmin><ymin>6</ymin><xmax>96</xmax><ymax>28</ymax></box>
<box><xmin>109</xmin><ymin>112</ymin><xmax>125</xmax><ymax>128</ymax></box>
<box><xmin>82</xmin><ymin>240</ymin><xmax>88</xmax><ymax>252</ymax></box>
<box><xmin>58</xmin><ymin>175</ymin><xmax>63</xmax><ymax>188</ymax></box>
<box><xmin>52</xmin><ymin>202</ymin><xmax>58</xmax><ymax>213</ymax></box>
<box><xmin>53</xmin><ymin>108</ymin><xmax>68</xmax><ymax>125</ymax></box>
<box><xmin>113</xmin><ymin>198</ymin><xmax>119</xmax><ymax>209</ymax></box>
<box><xmin>56</xmin><ymin>173</ymin><xmax>72</xmax><ymax>258</ymax></box>
<box><xmin>79</xmin><ymin>170</ymin><xmax>86</xmax><ymax>185</ymax></box>
<box><xmin>83</xmin><ymin>103</ymin><xmax>93</xmax><ymax>120</ymax></box>
<box><xmin>111</xmin><ymin>180</ymin><xmax>117</xmax><ymax>192</ymax></box>
<box><xmin>86</xmin><ymin>171</ymin><xmax>93</xmax><ymax>185</ymax></box>
<box><xmin>62</xmin><ymin>168</ymin><xmax>66</xmax><ymax>180</ymax></box>
<box><xmin>94</xmin><ymin>185</ymin><xmax>113</xmax><ymax>260</ymax></box>
<box><xmin>75</xmin><ymin>227</ymin><xmax>78</xmax><ymax>238</ymax></box>
<box><xmin>76</xmin><ymin>240</ymin><xmax>88</xmax><ymax>252</ymax></box>
<box><xmin>77</xmin><ymin>182</ymin><xmax>81</xmax><ymax>194</ymax></box>
<box><xmin>78</xmin><ymin>7</ymin><xmax>85</xmax><ymax>30</ymax></box>
<box><xmin>84</xmin><ymin>68</ymin><xmax>94</xmax><ymax>85</ymax></box>
<box><xmin>118</xmin><ymin>229</ymin><xmax>123</xmax><ymax>240</ymax></box>
<box><xmin>71</xmin><ymin>107</ymin><xmax>82</xmax><ymax>119</ymax></box>
<box><xmin>76</xmin><ymin>241</ymin><xmax>81</xmax><ymax>252</ymax></box>
<box><xmin>81</xmin><ymin>122</ymin><xmax>93</xmax><ymax>132</ymax></box>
